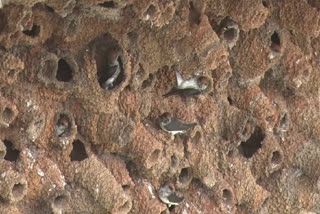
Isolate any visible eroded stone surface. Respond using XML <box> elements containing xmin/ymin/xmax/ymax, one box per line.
<box><xmin>0</xmin><ymin>0</ymin><xmax>320</xmax><ymax>213</ymax></box>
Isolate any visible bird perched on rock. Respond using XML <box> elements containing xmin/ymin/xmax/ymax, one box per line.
<box><xmin>158</xmin><ymin>112</ymin><xmax>197</xmax><ymax>136</ymax></box>
<box><xmin>163</xmin><ymin>71</ymin><xmax>209</xmax><ymax>97</ymax></box>
<box><xmin>102</xmin><ymin>55</ymin><xmax>121</xmax><ymax>90</ymax></box>
<box><xmin>158</xmin><ymin>184</ymin><xmax>184</xmax><ymax>208</ymax></box>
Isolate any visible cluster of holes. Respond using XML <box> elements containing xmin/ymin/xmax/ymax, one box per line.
<box><xmin>23</xmin><ymin>25</ymin><xmax>40</xmax><ymax>37</ymax></box>
<box><xmin>4</xmin><ymin>139</ymin><xmax>19</xmax><ymax>162</ymax></box>
<box><xmin>54</xmin><ymin>195</ymin><xmax>68</xmax><ymax>209</ymax></box>
<box><xmin>2</xmin><ymin>107</ymin><xmax>14</xmax><ymax>124</ymax></box>
<box><xmin>70</xmin><ymin>140</ymin><xmax>88</xmax><ymax>161</ymax></box>
<box><xmin>98</xmin><ymin>1</ymin><xmax>115</xmax><ymax>8</ymax></box>
<box><xmin>56</xmin><ymin>59</ymin><xmax>73</xmax><ymax>82</ymax></box>
<box><xmin>12</xmin><ymin>183</ymin><xmax>26</xmax><ymax>199</ymax></box>
<box><xmin>238</xmin><ymin>126</ymin><xmax>265</xmax><ymax>158</ymax></box>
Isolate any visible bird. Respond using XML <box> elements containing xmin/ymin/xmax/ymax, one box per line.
<box><xmin>102</xmin><ymin>56</ymin><xmax>121</xmax><ymax>90</ymax></box>
<box><xmin>158</xmin><ymin>185</ymin><xmax>184</xmax><ymax>208</ymax></box>
<box><xmin>56</xmin><ymin>116</ymin><xmax>70</xmax><ymax>137</ymax></box>
<box><xmin>158</xmin><ymin>113</ymin><xmax>197</xmax><ymax>136</ymax></box>
<box><xmin>163</xmin><ymin>71</ymin><xmax>209</xmax><ymax>98</ymax></box>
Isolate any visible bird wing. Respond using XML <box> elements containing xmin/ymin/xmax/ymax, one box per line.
<box><xmin>164</xmin><ymin>118</ymin><xmax>197</xmax><ymax>131</ymax></box>
<box><xmin>167</xmin><ymin>193</ymin><xmax>184</xmax><ymax>203</ymax></box>
<box><xmin>175</xmin><ymin>71</ymin><xmax>184</xmax><ymax>87</ymax></box>
<box><xmin>179</xmin><ymin>78</ymin><xmax>199</xmax><ymax>89</ymax></box>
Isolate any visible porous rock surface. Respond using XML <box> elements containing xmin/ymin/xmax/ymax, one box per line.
<box><xmin>0</xmin><ymin>0</ymin><xmax>320</xmax><ymax>213</ymax></box>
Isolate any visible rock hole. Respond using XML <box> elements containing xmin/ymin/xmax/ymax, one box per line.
<box><xmin>55</xmin><ymin>114</ymin><xmax>71</xmax><ymax>137</ymax></box>
<box><xmin>2</xmin><ymin>107</ymin><xmax>14</xmax><ymax>124</ymax></box>
<box><xmin>179</xmin><ymin>167</ymin><xmax>192</xmax><ymax>184</ymax></box>
<box><xmin>171</xmin><ymin>155</ymin><xmax>178</xmax><ymax>167</ymax></box>
<box><xmin>262</xmin><ymin>0</ymin><xmax>269</xmax><ymax>7</ymax></box>
<box><xmin>22</xmin><ymin>25</ymin><xmax>40</xmax><ymax>37</ymax></box>
<box><xmin>188</xmin><ymin>2</ymin><xmax>200</xmax><ymax>25</ymax></box>
<box><xmin>122</xmin><ymin>185</ymin><xmax>130</xmax><ymax>191</ymax></box>
<box><xmin>238</xmin><ymin>126</ymin><xmax>265</xmax><ymax>158</ymax></box>
<box><xmin>271</xmin><ymin>151</ymin><xmax>281</xmax><ymax>165</ymax></box>
<box><xmin>70</xmin><ymin>140</ymin><xmax>88</xmax><ymax>161</ymax></box>
<box><xmin>270</xmin><ymin>32</ymin><xmax>281</xmax><ymax>52</ymax></box>
<box><xmin>302</xmin><ymin>69</ymin><xmax>310</xmax><ymax>80</ymax></box>
<box><xmin>222</xmin><ymin>189</ymin><xmax>233</xmax><ymax>205</ymax></box>
<box><xmin>8</xmin><ymin>69</ymin><xmax>16</xmax><ymax>78</ymax></box>
<box><xmin>227</xmin><ymin>96</ymin><xmax>233</xmax><ymax>105</ymax></box>
<box><xmin>54</xmin><ymin>195</ymin><xmax>68</xmax><ymax>209</ymax></box>
<box><xmin>144</xmin><ymin>4</ymin><xmax>157</xmax><ymax>17</ymax></box>
<box><xmin>98</xmin><ymin>1</ymin><xmax>115</xmax><ymax>8</ymax></box>
<box><xmin>3</xmin><ymin>140</ymin><xmax>19</xmax><ymax>162</ymax></box>
<box><xmin>44</xmin><ymin>4</ymin><xmax>55</xmax><ymax>12</ymax></box>
<box><xmin>118</xmin><ymin>201</ymin><xmax>132</xmax><ymax>213</ymax></box>
<box><xmin>12</xmin><ymin>183</ymin><xmax>25</xmax><ymax>199</ymax></box>
<box><xmin>0</xmin><ymin>11</ymin><xmax>7</xmax><ymax>33</ymax></box>
<box><xmin>56</xmin><ymin>59</ymin><xmax>73</xmax><ymax>82</ymax></box>
<box><xmin>142</xmin><ymin>74</ymin><xmax>153</xmax><ymax>88</ymax></box>
<box><xmin>224</xmin><ymin>28</ymin><xmax>237</xmax><ymax>42</ymax></box>
<box><xmin>149</xmin><ymin>149</ymin><xmax>160</xmax><ymax>163</ymax></box>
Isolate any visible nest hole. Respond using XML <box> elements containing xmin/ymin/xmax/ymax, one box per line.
<box><xmin>44</xmin><ymin>4</ymin><xmax>55</xmax><ymax>12</ymax></box>
<box><xmin>271</xmin><ymin>151</ymin><xmax>281</xmax><ymax>165</ymax></box>
<box><xmin>23</xmin><ymin>25</ymin><xmax>40</xmax><ymax>37</ymax></box>
<box><xmin>4</xmin><ymin>140</ymin><xmax>19</xmax><ymax>162</ymax></box>
<box><xmin>0</xmin><ymin>11</ymin><xmax>7</xmax><ymax>33</ymax></box>
<box><xmin>222</xmin><ymin>189</ymin><xmax>233</xmax><ymax>205</ymax></box>
<box><xmin>188</xmin><ymin>2</ymin><xmax>201</xmax><ymax>25</ymax></box>
<box><xmin>55</xmin><ymin>114</ymin><xmax>71</xmax><ymax>137</ymax></box>
<box><xmin>227</xmin><ymin>96</ymin><xmax>233</xmax><ymax>105</ymax></box>
<box><xmin>56</xmin><ymin>59</ymin><xmax>73</xmax><ymax>82</ymax></box>
<box><xmin>12</xmin><ymin>183</ymin><xmax>25</xmax><ymax>199</ymax></box>
<box><xmin>118</xmin><ymin>200</ymin><xmax>132</xmax><ymax>213</ymax></box>
<box><xmin>98</xmin><ymin>1</ymin><xmax>115</xmax><ymax>8</ymax></box>
<box><xmin>148</xmin><ymin>149</ymin><xmax>160</xmax><ymax>163</ymax></box>
<box><xmin>262</xmin><ymin>0</ymin><xmax>269</xmax><ymax>7</ymax></box>
<box><xmin>122</xmin><ymin>185</ymin><xmax>130</xmax><ymax>191</ymax></box>
<box><xmin>171</xmin><ymin>155</ymin><xmax>178</xmax><ymax>168</ymax></box>
<box><xmin>179</xmin><ymin>167</ymin><xmax>192</xmax><ymax>184</ymax></box>
<box><xmin>142</xmin><ymin>74</ymin><xmax>153</xmax><ymax>88</ymax></box>
<box><xmin>2</xmin><ymin>107</ymin><xmax>14</xmax><ymax>124</ymax></box>
<box><xmin>238</xmin><ymin>126</ymin><xmax>265</xmax><ymax>158</ymax></box>
<box><xmin>270</xmin><ymin>32</ymin><xmax>281</xmax><ymax>52</ymax></box>
<box><xmin>224</xmin><ymin>28</ymin><xmax>237</xmax><ymax>42</ymax></box>
<box><xmin>54</xmin><ymin>195</ymin><xmax>68</xmax><ymax>209</ymax></box>
<box><xmin>70</xmin><ymin>140</ymin><xmax>88</xmax><ymax>161</ymax></box>
<box><xmin>144</xmin><ymin>4</ymin><xmax>157</xmax><ymax>17</ymax></box>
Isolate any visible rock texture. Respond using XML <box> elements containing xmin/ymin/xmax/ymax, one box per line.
<box><xmin>0</xmin><ymin>0</ymin><xmax>320</xmax><ymax>213</ymax></box>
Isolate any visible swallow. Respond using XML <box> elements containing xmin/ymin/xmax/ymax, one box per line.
<box><xmin>163</xmin><ymin>71</ymin><xmax>209</xmax><ymax>97</ymax></box>
<box><xmin>158</xmin><ymin>185</ymin><xmax>184</xmax><ymax>208</ymax></box>
<box><xmin>56</xmin><ymin>116</ymin><xmax>70</xmax><ymax>137</ymax></box>
<box><xmin>102</xmin><ymin>56</ymin><xmax>121</xmax><ymax>90</ymax></box>
<box><xmin>159</xmin><ymin>113</ymin><xmax>197</xmax><ymax>136</ymax></box>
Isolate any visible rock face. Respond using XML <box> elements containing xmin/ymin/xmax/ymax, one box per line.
<box><xmin>0</xmin><ymin>0</ymin><xmax>320</xmax><ymax>213</ymax></box>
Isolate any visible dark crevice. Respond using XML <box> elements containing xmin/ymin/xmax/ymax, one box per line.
<box><xmin>98</xmin><ymin>1</ymin><xmax>115</xmax><ymax>8</ymax></box>
<box><xmin>44</xmin><ymin>4</ymin><xmax>55</xmax><ymax>12</ymax></box>
<box><xmin>12</xmin><ymin>183</ymin><xmax>25</xmax><ymax>198</ymax></box>
<box><xmin>270</xmin><ymin>32</ymin><xmax>281</xmax><ymax>52</ymax></box>
<box><xmin>70</xmin><ymin>140</ymin><xmax>88</xmax><ymax>161</ymax></box>
<box><xmin>188</xmin><ymin>2</ymin><xmax>201</xmax><ymax>25</ymax></box>
<box><xmin>2</xmin><ymin>107</ymin><xmax>14</xmax><ymax>124</ymax></box>
<box><xmin>54</xmin><ymin>195</ymin><xmax>68</xmax><ymax>209</ymax></box>
<box><xmin>227</xmin><ymin>96</ymin><xmax>233</xmax><ymax>105</ymax></box>
<box><xmin>262</xmin><ymin>0</ymin><xmax>269</xmax><ymax>8</ymax></box>
<box><xmin>222</xmin><ymin>189</ymin><xmax>233</xmax><ymax>205</ymax></box>
<box><xmin>179</xmin><ymin>167</ymin><xmax>192</xmax><ymax>184</ymax></box>
<box><xmin>4</xmin><ymin>140</ymin><xmax>19</xmax><ymax>162</ymax></box>
<box><xmin>142</xmin><ymin>74</ymin><xmax>153</xmax><ymax>88</ymax></box>
<box><xmin>271</xmin><ymin>151</ymin><xmax>281</xmax><ymax>165</ymax></box>
<box><xmin>56</xmin><ymin>59</ymin><xmax>73</xmax><ymax>82</ymax></box>
<box><xmin>0</xmin><ymin>11</ymin><xmax>7</xmax><ymax>34</ymax></box>
<box><xmin>238</xmin><ymin>126</ymin><xmax>265</xmax><ymax>158</ymax></box>
<box><xmin>23</xmin><ymin>25</ymin><xmax>40</xmax><ymax>37</ymax></box>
